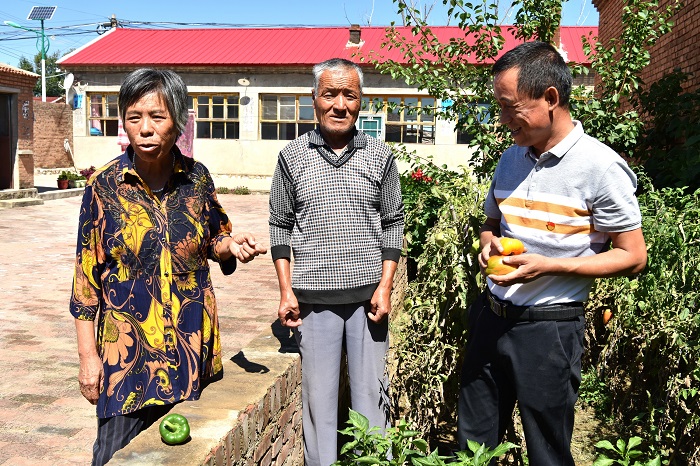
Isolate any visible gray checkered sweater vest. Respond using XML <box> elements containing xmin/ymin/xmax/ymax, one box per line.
<box><xmin>269</xmin><ymin>129</ymin><xmax>404</xmax><ymax>305</ymax></box>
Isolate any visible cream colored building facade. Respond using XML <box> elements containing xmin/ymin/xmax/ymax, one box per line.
<box><xmin>68</xmin><ymin>69</ymin><xmax>474</xmax><ymax>191</ymax></box>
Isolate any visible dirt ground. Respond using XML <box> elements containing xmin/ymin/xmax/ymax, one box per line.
<box><xmin>571</xmin><ymin>404</ymin><xmax>607</xmax><ymax>465</ymax></box>
<box><xmin>435</xmin><ymin>403</ymin><xmax>611</xmax><ymax>465</ymax></box>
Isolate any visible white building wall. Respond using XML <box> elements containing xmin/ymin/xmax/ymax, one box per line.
<box><xmin>69</xmin><ymin>71</ymin><xmax>475</xmax><ymax>191</ymax></box>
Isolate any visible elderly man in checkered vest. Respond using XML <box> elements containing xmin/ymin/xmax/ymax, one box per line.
<box><xmin>269</xmin><ymin>57</ymin><xmax>404</xmax><ymax>466</ymax></box>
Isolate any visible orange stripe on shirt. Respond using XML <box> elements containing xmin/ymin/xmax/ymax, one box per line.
<box><xmin>497</xmin><ymin>197</ymin><xmax>591</xmax><ymax>218</ymax></box>
<box><xmin>502</xmin><ymin>212</ymin><xmax>595</xmax><ymax>234</ymax></box>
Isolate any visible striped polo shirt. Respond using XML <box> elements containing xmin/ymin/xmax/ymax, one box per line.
<box><xmin>485</xmin><ymin>121</ymin><xmax>642</xmax><ymax>306</ymax></box>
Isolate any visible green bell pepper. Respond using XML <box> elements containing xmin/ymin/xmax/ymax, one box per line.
<box><xmin>159</xmin><ymin>413</ymin><xmax>190</xmax><ymax>445</ymax></box>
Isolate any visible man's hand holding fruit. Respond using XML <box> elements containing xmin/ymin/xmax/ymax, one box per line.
<box><xmin>479</xmin><ymin>236</ymin><xmax>551</xmax><ymax>286</ymax></box>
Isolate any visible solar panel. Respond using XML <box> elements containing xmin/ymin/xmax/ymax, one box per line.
<box><xmin>27</xmin><ymin>6</ymin><xmax>57</xmax><ymax>21</ymax></box>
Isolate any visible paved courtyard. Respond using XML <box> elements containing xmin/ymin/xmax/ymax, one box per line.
<box><xmin>0</xmin><ymin>192</ymin><xmax>279</xmax><ymax>465</ymax></box>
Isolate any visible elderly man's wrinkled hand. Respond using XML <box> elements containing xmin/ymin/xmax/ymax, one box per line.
<box><xmin>369</xmin><ymin>285</ymin><xmax>391</xmax><ymax>323</ymax></box>
<box><xmin>278</xmin><ymin>293</ymin><xmax>301</xmax><ymax>328</ymax></box>
<box><xmin>230</xmin><ymin>233</ymin><xmax>268</xmax><ymax>263</ymax></box>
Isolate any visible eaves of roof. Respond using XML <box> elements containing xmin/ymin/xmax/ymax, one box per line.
<box><xmin>0</xmin><ymin>62</ymin><xmax>40</xmax><ymax>79</ymax></box>
<box><xmin>58</xmin><ymin>25</ymin><xmax>597</xmax><ymax>69</ymax></box>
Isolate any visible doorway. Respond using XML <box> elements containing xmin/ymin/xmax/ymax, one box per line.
<box><xmin>0</xmin><ymin>93</ymin><xmax>14</xmax><ymax>189</ymax></box>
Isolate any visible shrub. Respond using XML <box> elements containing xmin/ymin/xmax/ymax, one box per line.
<box><xmin>232</xmin><ymin>186</ymin><xmax>250</xmax><ymax>195</ymax></box>
<box><xmin>58</xmin><ymin>170</ymin><xmax>79</xmax><ymax>181</ymax></box>
<box><xmin>585</xmin><ymin>176</ymin><xmax>700</xmax><ymax>463</ymax></box>
<box><xmin>391</xmin><ymin>150</ymin><xmax>487</xmax><ymax>440</ymax></box>
<box><xmin>333</xmin><ymin>409</ymin><xmax>516</xmax><ymax>466</ymax></box>
<box><xmin>79</xmin><ymin>166</ymin><xmax>96</xmax><ymax>180</ymax></box>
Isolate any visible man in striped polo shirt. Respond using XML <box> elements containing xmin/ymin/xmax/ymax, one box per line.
<box><xmin>457</xmin><ymin>42</ymin><xmax>647</xmax><ymax>464</ymax></box>
<box><xmin>269</xmin><ymin>58</ymin><xmax>404</xmax><ymax>466</ymax></box>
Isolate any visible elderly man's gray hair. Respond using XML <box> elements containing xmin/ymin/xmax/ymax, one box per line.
<box><xmin>312</xmin><ymin>58</ymin><xmax>364</xmax><ymax>95</ymax></box>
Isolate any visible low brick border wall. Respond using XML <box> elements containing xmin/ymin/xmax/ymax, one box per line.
<box><xmin>108</xmin><ymin>332</ymin><xmax>304</xmax><ymax>466</ymax></box>
<box><xmin>110</xmin><ymin>256</ymin><xmax>407</xmax><ymax>465</ymax></box>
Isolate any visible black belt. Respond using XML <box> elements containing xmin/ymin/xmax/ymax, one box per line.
<box><xmin>486</xmin><ymin>290</ymin><xmax>584</xmax><ymax>321</ymax></box>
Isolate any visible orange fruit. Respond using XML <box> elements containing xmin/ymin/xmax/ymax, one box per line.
<box><xmin>603</xmin><ymin>309</ymin><xmax>613</xmax><ymax>325</ymax></box>
<box><xmin>500</xmin><ymin>238</ymin><xmax>525</xmax><ymax>255</ymax></box>
<box><xmin>485</xmin><ymin>255</ymin><xmax>519</xmax><ymax>275</ymax></box>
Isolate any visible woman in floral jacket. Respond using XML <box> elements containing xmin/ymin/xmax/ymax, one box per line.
<box><xmin>69</xmin><ymin>68</ymin><xmax>267</xmax><ymax>465</ymax></box>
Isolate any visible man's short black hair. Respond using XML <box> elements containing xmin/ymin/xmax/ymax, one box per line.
<box><xmin>493</xmin><ymin>41</ymin><xmax>573</xmax><ymax>109</ymax></box>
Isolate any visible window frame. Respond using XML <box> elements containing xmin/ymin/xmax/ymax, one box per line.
<box><xmin>259</xmin><ymin>94</ymin><xmax>316</xmax><ymax>140</ymax></box>
<box><xmin>188</xmin><ymin>93</ymin><xmax>241</xmax><ymax>140</ymax></box>
<box><xmin>456</xmin><ymin>102</ymin><xmax>492</xmax><ymax>145</ymax></box>
<box><xmin>87</xmin><ymin>93</ymin><xmax>119</xmax><ymax>137</ymax></box>
<box><xmin>361</xmin><ymin>95</ymin><xmax>437</xmax><ymax>144</ymax></box>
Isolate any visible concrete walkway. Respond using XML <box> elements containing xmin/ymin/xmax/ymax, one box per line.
<box><xmin>0</xmin><ymin>192</ymin><xmax>280</xmax><ymax>465</ymax></box>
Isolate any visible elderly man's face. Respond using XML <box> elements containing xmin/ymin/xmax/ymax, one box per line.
<box><xmin>313</xmin><ymin>68</ymin><xmax>361</xmax><ymax>147</ymax></box>
<box><xmin>123</xmin><ymin>91</ymin><xmax>178</xmax><ymax>163</ymax></box>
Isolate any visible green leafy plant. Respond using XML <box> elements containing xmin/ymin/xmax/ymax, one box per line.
<box><xmin>570</xmin><ymin>0</ymin><xmax>680</xmax><ymax>158</ymax></box>
<box><xmin>58</xmin><ymin>170</ymin><xmax>79</xmax><ymax>181</ymax></box>
<box><xmin>585</xmin><ymin>176</ymin><xmax>700</xmax><ymax>463</ymax></box>
<box><xmin>636</xmin><ymin>69</ymin><xmax>700</xmax><ymax>191</ymax></box>
<box><xmin>593</xmin><ymin>437</ymin><xmax>661</xmax><ymax>466</ymax></box>
<box><xmin>333</xmin><ymin>409</ymin><xmax>516</xmax><ymax>466</ymax></box>
<box><xmin>232</xmin><ymin>186</ymin><xmax>251</xmax><ymax>195</ymax></box>
<box><xmin>391</xmin><ymin>155</ymin><xmax>486</xmax><ymax>439</ymax></box>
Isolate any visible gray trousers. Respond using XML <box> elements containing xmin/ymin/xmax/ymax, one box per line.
<box><xmin>294</xmin><ymin>301</ymin><xmax>390</xmax><ymax>466</ymax></box>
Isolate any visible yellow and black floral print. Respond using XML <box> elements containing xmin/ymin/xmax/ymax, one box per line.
<box><xmin>70</xmin><ymin>147</ymin><xmax>236</xmax><ymax>418</ymax></box>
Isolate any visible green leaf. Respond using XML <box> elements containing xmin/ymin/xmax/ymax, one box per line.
<box><xmin>595</xmin><ymin>440</ymin><xmax>617</xmax><ymax>451</ymax></box>
<box><xmin>355</xmin><ymin>456</ymin><xmax>382</xmax><ymax>464</ymax></box>
<box><xmin>592</xmin><ymin>457</ymin><xmax>617</xmax><ymax>466</ymax></box>
<box><xmin>627</xmin><ymin>437</ymin><xmax>643</xmax><ymax>450</ymax></box>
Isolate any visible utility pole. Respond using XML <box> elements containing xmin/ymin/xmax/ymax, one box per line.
<box><xmin>3</xmin><ymin>6</ymin><xmax>57</xmax><ymax>102</ymax></box>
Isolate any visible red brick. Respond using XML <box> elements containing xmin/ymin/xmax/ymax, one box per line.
<box><xmin>594</xmin><ymin>0</ymin><xmax>700</xmax><ymax>94</ymax></box>
<box><xmin>33</xmin><ymin>102</ymin><xmax>73</xmax><ymax>168</ymax></box>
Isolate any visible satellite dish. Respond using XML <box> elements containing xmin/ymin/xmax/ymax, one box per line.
<box><xmin>237</xmin><ymin>78</ymin><xmax>250</xmax><ymax>86</ymax></box>
<box><xmin>63</xmin><ymin>73</ymin><xmax>74</xmax><ymax>90</ymax></box>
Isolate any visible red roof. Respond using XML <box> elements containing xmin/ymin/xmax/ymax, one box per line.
<box><xmin>0</xmin><ymin>62</ymin><xmax>39</xmax><ymax>78</ymax></box>
<box><xmin>58</xmin><ymin>26</ymin><xmax>596</xmax><ymax>68</ymax></box>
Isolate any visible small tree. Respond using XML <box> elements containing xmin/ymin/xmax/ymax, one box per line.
<box><xmin>17</xmin><ymin>50</ymin><xmax>66</xmax><ymax>97</ymax></box>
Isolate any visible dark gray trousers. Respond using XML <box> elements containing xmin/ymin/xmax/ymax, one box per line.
<box><xmin>458</xmin><ymin>291</ymin><xmax>585</xmax><ymax>465</ymax></box>
<box><xmin>92</xmin><ymin>404</ymin><xmax>173</xmax><ymax>466</ymax></box>
<box><xmin>294</xmin><ymin>301</ymin><xmax>390</xmax><ymax>466</ymax></box>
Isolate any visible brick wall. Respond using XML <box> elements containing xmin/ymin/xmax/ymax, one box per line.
<box><xmin>18</xmin><ymin>152</ymin><xmax>34</xmax><ymax>188</ymax></box>
<box><xmin>0</xmin><ymin>71</ymin><xmax>36</xmax><ymax>153</ymax></box>
<box><xmin>594</xmin><ymin>0</ymin><xmax>700</xmax><ymax>93</ymax></box>
<box><xmin>112</xmin><ymin>256</ymin><xmax>409</xmax><ymax>466</ymax></box>
<box><xmin>0</xmin><ymin>69</ymin><xmax>37</xmax><ymax>189</ymax></box>
<box><xmin>33</xmin><ymin>102</ymin><xmax>74</xmax><ymax>168</ymax></box>
<box><xmin>203</xmin><ymin>359</ymin><xmax>304</xmax><ymax>466</ymax></box>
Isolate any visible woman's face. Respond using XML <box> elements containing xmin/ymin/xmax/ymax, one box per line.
<box><xmin>123</xmin><ymin>91</ymin><xmax>178</xmax><ymax>163</ymax></box>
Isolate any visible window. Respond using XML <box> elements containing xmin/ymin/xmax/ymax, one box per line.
<box><xmin>188</xmin><ymin>94</ymin><xmax>240</xmax><ymax>139</ymax></box>
<box><xmin>260</xmin><ymin>95</ymin><xmax>315</xmax><ymax>140</ymax></box>
<box><xmin>361</xmin><ymin>96</ymin><xmax>436</xmax><ymax>144</ymax></box>
<box><xmin>456</xmin><ymin>103</ymin><xmax>491</xmax><ymax>144</ymax></box>
<box><xmin>87</xmin><ymin>93</ymin><xmax>118</xmax><ymax>136</ymax></box>
<box><xmin>357</xmin><ymin>114</ymin><xmax>384</xmax><ymax>139</ymax></box>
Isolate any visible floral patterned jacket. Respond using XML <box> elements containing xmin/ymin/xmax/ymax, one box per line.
<box><xmin>70</xmin><ymin>147</ymin><xmax>235</xmax><ymax>418</ymax></box>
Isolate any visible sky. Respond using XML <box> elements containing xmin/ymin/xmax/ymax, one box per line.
<box><xmin>0</xmin><ymin>0</ymin><xmax>599</xmax><ymax>68</ymax></box>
